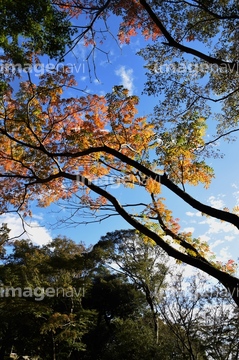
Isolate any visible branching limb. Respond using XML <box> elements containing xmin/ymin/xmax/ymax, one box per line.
<box><xmin>50</xmin><ymin>171</ymin><xmax>239</xmax><ymax>306</ymax></box>
<box><xmin>139</xmin><ymin>0</ymin><xmax>238</xmax><ymax>71</ymax></box>
<box><xmin>42</xmin><ymin>145</ymin><xmax>239</xmax><ymax>229</ymax></box>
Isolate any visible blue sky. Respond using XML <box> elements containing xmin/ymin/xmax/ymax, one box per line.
<box><xmin>2</xmin><ymin>17</ymin><xmax>239</xmax><ymax>270</ymax></box>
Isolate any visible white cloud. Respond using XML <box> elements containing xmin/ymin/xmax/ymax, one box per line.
<box><xmin>186</xmin><ymin>211</ymin><xmax>195</xmax><ymax>217</ymax></box>
<box><xmin>233</xmin><ymin>190</ymin><xmax>239</xmax><ymax>204</ymax></box>
<box><xmin>71</xmin><ymin>41</ymin><xmax>86</xmax><ymax>60</ymax></box>
<box><xmin>115</xmin><ymin>66</ymin><xmax>134</xmax><ymax>95</ymax></box>
<box><xmin>199</xmin><ymin>217</ymin><xmax>237</xmax><ymax>235</ymax></box>
<box><xmin>199</xmin><ymin>234</ymin><xmax>210</xmax><ymax>243</ymax></box>
<box><xmin>218</xmin><ymin>247</ymin><xmax>231</xmax><ymax>262</ymax></box>
<box><xmin>93</xmin><ymin>79</ymin><xmax>101</xmax><ymax>85</ymax></box>
<box><xmin>224</xmin><ymin>235</ymin><xmax>235</xmax><ymax>241</ymax></box>
<box><xmin>185</xmin><ymin>207</ymin><xmax>238</xmax><ymax>260</ymax></box>
<box><xmin>186</xmin><ymin>211</ymin><xmax>202</xmax><ymax>217</ymax></box>
<box><xmin>208</xmin><ymin>195</ymin><xmax>225</xmax><ymax>209</ymax></box>
<box><xmin>183</xmin><ymin>227</ymin><xmax>195</xmax><ymax>233</ymax></box>
<box><xmin>210</xmin><ymin>239</ymin><xmax>224</xmax><ymax>249</ymax></box>
<box><xmin>0</xmin><ymin>214</ymin><xmax>52</xmax><ymax>246</ymax></box>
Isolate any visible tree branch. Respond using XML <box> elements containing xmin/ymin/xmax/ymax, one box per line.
<box><xmin>41</xmin><ymin>145</ymin><xmax>239</xmax><ymax>230</ymax></box>
<box><xmin>56</xmin><ymin>171</ymin><xmax>239</xmax><ymax>306</ymax></box>
<box><xmin>139</xmin><ymin>0</ymin><xmax>238</xmax><ymax>72</ymax></box>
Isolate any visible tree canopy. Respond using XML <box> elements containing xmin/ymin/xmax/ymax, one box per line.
<box><xmin>0</xmin><ymin>0</ymin><xmax>75</xmax><ymax>62</ymax></box>
<box><xmin>2</xmin><ymin>231</ymin><xmax>237</xmax><ymax>359</ymax></box>
<box><xmin>0</xmin><ymin>0</ymin><xmax>239</xmax><ymax>306</ymax></box>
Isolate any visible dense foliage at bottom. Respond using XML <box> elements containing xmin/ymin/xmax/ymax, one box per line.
<box><xmin>0</xmin><ymin>228</ymin><xmax>238</xmax><ymax>359</ymax></box>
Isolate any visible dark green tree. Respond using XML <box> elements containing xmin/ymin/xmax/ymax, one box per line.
<box><xmin>1</xmin><ymin>0</ymin><xmax>239</xmax><ymax>309</ymax></box>
<box><xmin>0</xmin><ymin>237</ymin><xmax>94</xmax><ymax>359</ymax></box>
<box><xmin>0</xmin><ymin>0</ymin><xmax>75</xmax><ymax>63</ymax></box>
<box><xmin>0</xmin><ymin>224</ymin><xmax>10</xmax><ymax>259</ymax></box>
<box><xmin>81</xmin><ymin>266</ymin><xmax>149</xmax><ymax>359</ymax></box>
<box><xmin>83</xmin><ymin>229</ymin><xmax>208</xmax><ymax>360</ymax></box>
<box><xmin>94</xmin><ymin>229</ymin><xmax>168</xmax><ymax>343</ymax></box>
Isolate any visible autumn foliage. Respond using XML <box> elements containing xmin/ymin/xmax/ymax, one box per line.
<box><xmin>0</xmin><ymin>70</ymin><xmax>154</xmax><ymax>211</ymax></box>
<box><xmin>0</xmin><ymin>67</ymin><xmax>237</xmax><ymax>283</ymax></box>
<box><xmin>1</xmin><ymin>0</ymin><xmax>239</xmax><ymax>307</ymax></box>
